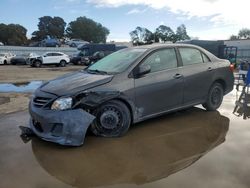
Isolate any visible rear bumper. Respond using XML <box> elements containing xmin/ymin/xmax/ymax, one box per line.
<box><xmin>29</xmin><ymin>102</ymin><xmax>95</xmax><ymax>146</ymax></box>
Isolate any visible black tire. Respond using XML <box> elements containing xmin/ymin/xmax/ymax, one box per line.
<box><xmin>4</xmin><ymin>60</ymin><xmax>7</xmax><ymax>65</ymax></box>
<box><xmin>90</xmin><ymin>100</ymin><xmax>131</xmax><ymax>137</ymax></box>
<box><xmin>60</xmin><ymin>60</ymin><xmax>66</xmax><ymax>67</ymax></box>
<box><xmin>202</xmin><ymin>83</ymin><xmax>224</xmax><ymax>111</ymax></box>
<box><xmin>34</xmin><ymin>60</ymin><xmax>41</xmax><ymax>68</ymax></box>
<box><xmin>77</xmin><ymin>60</ymin><xmax>82</xmax><ymax>65</ymax></box>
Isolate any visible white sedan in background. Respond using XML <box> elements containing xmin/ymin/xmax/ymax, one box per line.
<box><xmin>29</xmin><ymin>52</ymin><xmax>70</xmax><ymax>67</ymax></box>
<box><xmin>0</xmin><ymin>53</ymin><xmax>15</xmax><ymax>65</ymax></box>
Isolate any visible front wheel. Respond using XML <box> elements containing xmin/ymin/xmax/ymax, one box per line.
<box><xmin>34</xmin><ymin>60</ymin><xmax>41</xmax><ymax>68</ymax></box>
<box><xmin>202</xmin><ymin>83</ymin><xmax>224</xmax><ymax>111</ymax></box>
<box><xmin>90</xmin><ymin>100</ymin><xmax>131</xmax><ymax>137</ymax></box>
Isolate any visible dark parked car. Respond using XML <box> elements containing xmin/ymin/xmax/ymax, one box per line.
<box><xmin>70</xmin><ymin>51</ymin><xmax>86</xmax><ymax>65</ymax></box>
<box><xmin>86</xmin><ymin>51</ymin><xmax>113</xmax><ymax>64</ymax></box>
<box><xmin>10</xmin><ymin>53</ymin><xmax>30</xmax><ymax>65</ymax></box>
<box><xmin>29</xmin><ymin>44</ymin><xmax>234</xmax><ymax>146</ymax></box>
<box><xmin>71</xmin><ymin>44</ymin><xmax>127</xmax><ymax>66</ymax></box>
<box><xmin>71</xmin><ymin>51</ymin><xmax>113</xmax><ymax>66</ymax></box>
<box><xmin>41</xmin><ymin>38</ymin><xmax>61</xmax><ymax>47</ymax></box>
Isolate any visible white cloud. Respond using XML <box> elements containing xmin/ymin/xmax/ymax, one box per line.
<box><xmin>87</xmin><ymin>0</ymin><xmax>250</xmax><ymax>28</ymax></box>
<box><xmin>126</xmin><ymin>8</ymin><xmax>146</xmax><ymax>15</ymax></box>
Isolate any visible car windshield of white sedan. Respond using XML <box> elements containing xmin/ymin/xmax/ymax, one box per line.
<box><xmin>0</xmin><ymin>54</ymin><xmax>5</xmax><ymax>57</ymax></box>
<box><xmin>87</xmin><ymin>48</ymin><xmax>147</xmax><ymax>74</ymax></box>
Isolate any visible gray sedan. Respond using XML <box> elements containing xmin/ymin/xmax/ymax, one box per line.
<box><xmin>29</xmin><ymin>44</ymin><xmax>234</xmax><ymax>146</ymax></box>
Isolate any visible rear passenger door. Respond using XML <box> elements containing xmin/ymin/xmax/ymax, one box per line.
<box><xmin>52</xmin><ymin>53</ymin><xmax>62</xmax><ymax>63</ymax></box>
<box><xmin>178</xmin><ymin>47</ymin><xmax>215</xmax><ymax>105</ymax></box>
<box><xmin>134</xmin><ymin>48</ymin><xmax>184</xmax><ymax>118</ymax></box>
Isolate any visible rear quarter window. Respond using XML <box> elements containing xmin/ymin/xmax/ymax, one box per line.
<box><xmin>179</xmin><ymin>48</ymin><xmax>203</xmax><ymax>66</ymax></box>
<box><xmin>202</xmin><ymin>53</ymin><xmax>211</xmax><ymax>63</ymax></box>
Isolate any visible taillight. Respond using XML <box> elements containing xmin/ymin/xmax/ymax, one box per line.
<box><xmin>229</xmin><ymin>64</ymin><xmax>234</xmax><ymax>72</ymax></box>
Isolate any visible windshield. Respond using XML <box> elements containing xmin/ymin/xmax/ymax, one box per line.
<box><xmin>0</xmin><ymin>54</ymin><xmax>5</xmax><ymax>57</ymax></box>
<box><xmin>87</xmin><ymin>48</ymin><xmax>147</xmax><ymax>74</ymax></box>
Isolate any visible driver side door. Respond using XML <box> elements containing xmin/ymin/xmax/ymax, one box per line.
<box><xmin>134</xmin><ymin>48</ymin><xmax>184</xmax><ymax>119</ymax></box>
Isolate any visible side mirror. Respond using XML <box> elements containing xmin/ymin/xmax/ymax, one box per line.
<box><xmin>135</xmin><ymin>65</ymin><xmax>151</xmax><ymax>77</ymax></box>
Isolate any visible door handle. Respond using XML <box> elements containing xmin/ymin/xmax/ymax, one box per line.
<box><xmin>208</xmin><ymin>67</ymin><xmax>212</xmax><ymax>71</ymax></box>
<box><xmin>174</xmin><ymin>73</ymin><xmax>183</xmax><ymax>79</ymax></box>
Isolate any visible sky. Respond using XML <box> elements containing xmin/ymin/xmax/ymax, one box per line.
<box><xmin>0</xmin><ymin>0</ymin><xmax>249</xmax><ymax>42</ymax></box>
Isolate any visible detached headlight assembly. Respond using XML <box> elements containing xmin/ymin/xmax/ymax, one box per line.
<box><xmin>51</xmin><ymin>97</ymin><xmax>72</xmax><ymax>110</ymax></box>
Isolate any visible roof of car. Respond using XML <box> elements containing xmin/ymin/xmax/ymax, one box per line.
<box><xmin>132</xmin><ymin>43</ymin><xmax>219</xmax><ymax>60</ymax></box>
<box><xmin>133</xmin><ymin>43</ymin><xmax>204</xmax><ymax>50</ymax></box>
<box><xmin>45</xmin><ymin>52</ymin><xmax>64</xmax><ymax>54</ymax></box>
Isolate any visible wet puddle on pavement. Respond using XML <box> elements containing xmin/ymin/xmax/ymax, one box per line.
<box><xmin>0</xmin><ymin>90</ymin><xmax>250</xmax><ymax>188</ymax></box>
<box><xmin>30</xmin><ymin>108</ymin><xmax>229</xmax><ymax>188</ymax></box>
<box><xmin>0</xmin><ymin>81</ymin><xmax>43</xmax><ymax>93</ymax></box>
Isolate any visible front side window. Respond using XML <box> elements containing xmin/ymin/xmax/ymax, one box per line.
<box><xmin>45</xmin><ymin>53</ymin><xmax>53</xmax><ymax>57</ymax></box>
<box><xmin>179</xmin><ymin>48</ymin><xmax>203</xmax><ymax>66</ymax></box>
<box><xmin>141</xmin><ymin>48</ymin><xmax>177</xmax><ymax>73</ymax></box>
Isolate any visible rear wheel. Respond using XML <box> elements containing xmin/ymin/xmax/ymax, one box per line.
<box><xmin>4</xmin><ymin>60</ymin><xmax>7</xmax><ymax>65</ymax></box>
<box><xmin>60</xmin><ymin>60</ymin><xmax>66</xmax><ymax>67</ymax></box>
<box><xmin>202</xmin><ymin>83</ymin><xmax>224</xmax><ymax>111</ymax></box>
<box><xmin>90</xmin><ymin>100</ymin><xmax>131</xmax><ymax>137</ymax></box>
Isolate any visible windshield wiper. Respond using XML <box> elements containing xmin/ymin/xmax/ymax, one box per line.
<box><xmin>87</xmin><ymin>69</ymin><xmax>108</xmax><ymax>75</ymax></box>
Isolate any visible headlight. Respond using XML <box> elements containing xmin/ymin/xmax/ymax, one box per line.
<box><xmin>51</xmin><ymin>97</ymin><xmax>72</xmax><ymax>110</ymax></box>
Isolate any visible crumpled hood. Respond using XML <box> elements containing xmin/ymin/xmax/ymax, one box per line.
<box><xmin>40</xmin><ymin>71</ymin><xmax>113</xmax><ymax>96</ymax></box>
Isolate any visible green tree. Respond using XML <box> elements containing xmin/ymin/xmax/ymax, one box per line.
<box><xmin>229</xmin><ymin>35</ymin><xmax>239</xmax><ymax>40</ymax></box>
<box><xmin>0</xmin><ymin>23</ymin><xmax>27</xmax><ymax>45</ymax></box>
<box><xmin>32</xmin><ymin>16</ymin><xmax>66</xmax><ymax>40</ymax></box>
<box><xmin>129</xmin><ymin>26</ymin><xmax>154</xmax><ymax>45</ymax></box>
<box><xmin>238</xmin><ymin>28</ymin><xmax>250</xmax><ymax>39</ymax></box>
<box><xmin>66</xmin><ymin>16</ymin><xmax>110</xmax><ymax>43</ymax></box>
<box><xmin>155</xmin><ymin>25</ymin><xmax>175</xmax><ymax>42</ymax></box>
<box><xmin>173</xmin><ymin>24</ymin><xmax>190</xmax><ymax>42</ymax></box>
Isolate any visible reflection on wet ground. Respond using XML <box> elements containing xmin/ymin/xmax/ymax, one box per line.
<box><xmin>32</xmin><ymin>108</ymin><xmax>229</xmax><ymax>188</ymax></box>
<box><xmin>0</xmin><ymin>81</ymin><xmax>43</xmax><ymax>93</ymax></box>
<box><xmin>0</xmin><ymin>91</ymin><xmax>250</xmax><ymax>188</ymax></box>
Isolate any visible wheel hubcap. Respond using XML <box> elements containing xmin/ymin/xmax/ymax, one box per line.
<box><xmin>211</xmin><ymin>87</ymin><xmax>222</xmax><ymax>105</ymax></box>
<box><xmin>100</xmin><ymin>108</ymin><xmax>121</xmax><ymax>129</ymax></box>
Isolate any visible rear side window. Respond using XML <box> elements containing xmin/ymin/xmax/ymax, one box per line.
<box><xmin>179</xmin><ymin>48</ymin><xmax>203</xmax><ymax>66</ymax></box>
<box><xmin>142</xmin><ymin>48</ymin><xmax>177</xmax><ymax>73</ymax></box>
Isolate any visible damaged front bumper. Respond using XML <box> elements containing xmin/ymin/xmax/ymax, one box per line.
<box><xmin>29</xmin><ymin>103</ymin><xmax>95</xmax><ymax>146</ymax></box>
